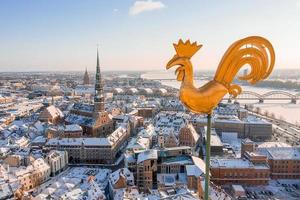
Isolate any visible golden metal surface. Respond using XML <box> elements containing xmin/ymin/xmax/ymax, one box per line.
<box><xmin>166</xmin><ymin>36</ymin><xmax>275</xmax><ymax>114</ymax></box>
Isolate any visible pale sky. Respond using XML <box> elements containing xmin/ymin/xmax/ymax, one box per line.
<box><xmin>0</xmin><ymin>0</ymin><xmax>300</xmax><ymax>71</ymax></box>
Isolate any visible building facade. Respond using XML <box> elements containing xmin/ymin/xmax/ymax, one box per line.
<box><xmin>46</xmin><ymin>124</ymin><xmax>129</xmax><ymax>165</ymax></box>
<box><xmin>14</xmin><ymin>158</ymin><xmax>50</xmax><ymax>191</ymax></box>
<box><xmin>39</xmin><ymin>105</ymin><xmax>63</xmax><ymax>124</ymax></box>
<box><xmin>179</xmin><ymin>124</ymin><xmax>200</xmax><ymax>147</ymax></box>
<box><xmin>46</xmin><ymin>150</ymin><xmax>68</xmax><ymax>176</ymax></box>
<box><xmin>210</xmin><ymin>157</ymin><xmax>270</xmax><ymax>185</ymax></box>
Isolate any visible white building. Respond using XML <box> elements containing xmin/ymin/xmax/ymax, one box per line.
<box><xmin>46</xmin><ymin>150</ymin><xmax>68</xmax><ymax>176</ymax></box>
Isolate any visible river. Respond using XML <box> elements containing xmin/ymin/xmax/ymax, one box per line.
<box><xmin>142</xmin><ymin>71</ymin><xmax>300</xmax><ymax>125</ymax></box>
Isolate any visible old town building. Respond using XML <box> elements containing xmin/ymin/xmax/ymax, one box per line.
<box><xmin>39</xmin><ymin>105</ymin><xmax>63</xmax><ymax>124</ymax></box>
<box><xmin>179</xmin><ymin>123</ymin><xmax>200</xmax><ymax>147</ymax></box>
<box><xmin>46</xmin><ymin>124</ymin><xmax>129</xmax><ymax>165</ymax></box>
<box><xmin>210</xmin><ymin>155</ymin><xmax>270</xmax><ymax>185</ymax></box>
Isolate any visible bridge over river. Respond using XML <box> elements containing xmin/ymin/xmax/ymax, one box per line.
<box><xmin>224</xmin><ymin>91</ymin><xmax>300</xmax><ymax>104</ymax></box>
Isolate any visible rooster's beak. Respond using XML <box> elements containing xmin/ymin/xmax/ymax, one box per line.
<box><xmin>166</xmin><ymin>55</ymin><xmax>181</xmax><ymax>69</ymax></box>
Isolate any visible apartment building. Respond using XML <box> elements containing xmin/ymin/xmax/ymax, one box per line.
<box><xmin>210</xmin><ymin>156</ymin><xmax>270</xmax><ymax>185</ymax></box>
<box><xmin>46</xmin><ymin>150</ymin><xmax>68</xmax><ymax>176</ymax></box>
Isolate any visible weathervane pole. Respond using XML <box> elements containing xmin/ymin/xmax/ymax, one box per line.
<box><xmin>204</xmin><ymin>112</ymin><xmax>212</xmax><ymax>200</ymax></box>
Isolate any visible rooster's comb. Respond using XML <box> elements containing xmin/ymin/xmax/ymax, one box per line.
<box><xmin>173</xmin><ymin>39</ymin><xmax>202</xmax><ymax>58</ymax></box>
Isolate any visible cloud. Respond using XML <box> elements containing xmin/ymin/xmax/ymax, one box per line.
<box><xmin>113</xmin><ymin>8</ymin><xmax>119</xmax><ymax>12</ymax></box>
<box><xmin>129</xmin><ymin>0</ymin><xmax>165</xmax><ymax>16</ymax></box>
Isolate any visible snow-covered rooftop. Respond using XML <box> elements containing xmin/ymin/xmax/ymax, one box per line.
<box><xmin>211</xmin><ymin>158</ymin><xmax>253</xmax><ymax>168</ymax></box>
<box><xmin>47</xmin><ymin>125</ymin><xmax>127</xmax><ymax>147</ymax></box>
<box><xmin>265</xmin><ymin>147</ymin><xmax>300</xmax><ymax>160</ymax></box>
<box><xmin>109</xmin><ymin>168</ymin><xmax>134</xmax><ymax>188</ymax></box>
<box><xmin>64</xmin><ymin>124</ymin><xmax>82</xmax><ymax>132</ymax></box>
<box><xmin>137</xmin><ymin>149</ymin><xmax>158</xmax><ymax>164</ymax></box>
<box><xmin>65</xmin><ymin>114</ymin><xmax>95</xmax><ymax>127</ymax></box>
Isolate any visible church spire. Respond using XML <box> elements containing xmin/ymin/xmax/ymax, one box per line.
<box><xmin>94</xmin><ymin>47</ymin><xmax>104</xmax><ymax>112</ymax></box>
<box><xmin>83</xmin><ymin>67</ymin><xmax>90</xmax><ymax>85</ymax></box>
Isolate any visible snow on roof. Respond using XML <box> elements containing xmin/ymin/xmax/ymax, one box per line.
<box><xmin>158</xmin><ymin>88</ymin><xmax>167</xmax><ymax>94</ymax></box>
<box><xmin>14</xmin><ymin>136</ymin><xmax>29</xmax><ymax>146</ymax></box>
<box><xmin>211</xmin><ymin>158</ymin><xmax>253</xmax><ymax>168</ymax></box>
<box><xmin>127</xmin><ymin>136</ymin><xmax>150</xmax><ymax>151</ymax></box>
<box><xmin>214</xmin><ymin>114</ymin><xmax>243</xmax><ymax>123</ymax></box>
<box><xmin>0</xmin><ymin>183</ymin><xmax>13</xmax><ymax>200</ymax></box>
<box><xmin>191</xmin><ymin>156</ymin><xmax>206</xmax><ymax>175</ymax></box>
<box><xmin>47</xmin><ymin>150</ymin><xmax>66</xmax><ymax>160</ymax></box>
<box><xmin>64</xmin><ymin>124</ymin><xmax>82</xmax><ymax>132</ymax></box>
<box><xmin>257</xmin><ymin>142</ymin><xmax>291</xmax><ymax>148</ymax></box>
<box><xmin>46</xmin><ymin>105</ymin><xmax>64</xmax><ymax>118</ymax></box>
<box><xmin>0</xmin><ymin>147</ymin><xmax>10</xmax><ymax>154</ymax></box>
<box><xmin>72</xmin><ymin>102</ymin><xmax>94</xmax><ymax>113</ymax></box>
<box><xmin>32</xmin><ymin>158</ymin><xmax>50</xmax><ymax>171</ymax></box>
<box><xmin>128</xmin><ymin>88</ymin><xmax>138</xmax><ymax>93</ymax></box>
<box><xmin>242</xmin><ymin>138</ymin><xmax>254</xmax><ymax>144</ymax></box>
<box><xmin>109</xmin><ymin>168</ymin><xmax>134</xmax><ymax>187</ymax></box>
<box><xmin>142</xmin><ymin>88</ymin><xmax>153</xmax><ymax>94</ymax></box>
<box><xmin>65</xmin><ymin>114</ymin><xmax>96</xmax><ymax>127</ymax></box>
<box><xmin>113</xmin><ymin>88</ymin><xmax>124</xmax><ymax>94</ymax></box>
<box><xmin>34</xmin><ymin>121</ymin><xmax>44</xmax><ymax>132</ymax></box>
<box><xmin>60</xmin><ymin>188</ymin><xmax>85</xmax><ymax>200</ymax></box>
<box><xmin>137</xmin><ymin>149</ymin><xmax>158</xmax><ymax>164</ymax></box>
<box><xmin>47</xmin><ymin>137</ymin><xmax>111</xmax><ymax>146</ymax></box>
<box><xmin>13</xmin><ymin>165</ymin><xmax>34</xmax><ymax>177</ymax></box>
<box><xmin>138</xmin><ymin>124</ymin><xmax>155</xmax><ymax>138</ymax></box>
<box><xmin>245</xmin><ymin>115</ymin><xmax>271</xmax><ymax>124</ymax></box>
<box><xmin>47</xmin><ymin>125</ymin><xmax>127</xmax><ymax>147</ymax></box>
<box><xmin>154</xmin><ymin>112</ymin><xmax>190</xmax><ymax>135</ymax></box>
<box><xmin>113</xmin><ymin>187</ymin><xmax>140</xmax><ymax>200</ymax></box>
<box><xmin>186</xmin><ymin>165</ymin><xmax>203</xmax><ymax>177</ymax></box>
<box><xmin>32</xmin><ymin>136</ymin><xmax>46</xmax><ymax>143</ymax></box>
<box><xmin>36</xmin><ymin>177</ymin><xmax>82</xmax><ymax>199</ymax></box>
<box><xmin>232</xmin><ymin>184</ymin><xmax>245</xmax><ymax>192</ymax></box>
<box><xmin>204</xmin><ymin>129</ymin><xmax>222</xmax><ymax>147</ymax></box>
<box><xmin>265</xmin><ymin>147</ymin><xmax>300</xmax><ymax>160</ymax></box>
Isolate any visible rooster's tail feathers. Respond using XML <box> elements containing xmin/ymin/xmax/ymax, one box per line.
<box><xmin>214</xmin><ymin>36</ymin><xmax>275</xmax><ymax>95</ymax></box>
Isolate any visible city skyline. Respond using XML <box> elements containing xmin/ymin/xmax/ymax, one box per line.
<box><xmin>1</xmin><ymin>0</ymin><xmax>300</xmax><ymax>72</ymax></box>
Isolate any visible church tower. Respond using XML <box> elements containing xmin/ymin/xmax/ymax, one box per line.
<box><xmin>94</xmin><ymin>48</ymin><xmax>105</xmax><ymax>112</ymax></box>
<box><xmin>83</xmin><ymin>67</ymin><xmax>90</xmax><ymax>85</ymax></box>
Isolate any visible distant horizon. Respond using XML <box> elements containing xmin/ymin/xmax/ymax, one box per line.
<box><xmin>1</xmin><ymin>68</ymin><xmax>300</xmax><ymax>73</ymax></box>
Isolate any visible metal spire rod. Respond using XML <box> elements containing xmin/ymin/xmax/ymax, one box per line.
<box><xmin>204</xmin><ymin>113</ymin><xmax>212</xmax><ymax>200</ymax></box>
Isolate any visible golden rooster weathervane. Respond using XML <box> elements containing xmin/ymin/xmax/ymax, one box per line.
<box><xmin>166</xmin><ymin>36</ymin><xmax>275</xmax><ymax>114</ymax></box>
<box><xmin>166</xmin><ymin>36</ymin><xmax>275</xmax><ymax>200</ymax></box>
